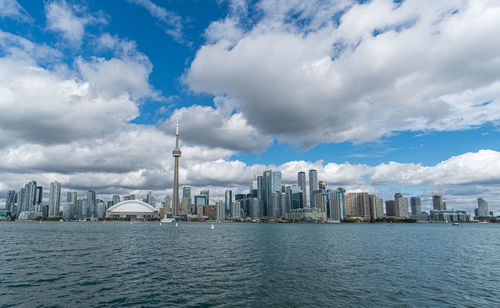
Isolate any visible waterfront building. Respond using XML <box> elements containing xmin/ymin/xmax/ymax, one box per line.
<box><xmin>215</xmin><ymin>201</ymin><xmax>225</xmax><ymax>221</ymax></box>
<box><xmin>433</xmin><ymin>194</ymin><xmax>446</xmax><ymax>210</ymax></box>
<box><xmin>107</xmin><ymin>201</ymin><xmax>113</xmax><ymax>209</ymax></box>
<box><xmin>309</xmin><ymin>169</ymin><xmax>318</xmax><ymax>208</ymax></box>
<box><xmin>181</xmin><ymin>196</ymin><xmax>189</xmax><ymax>215</ymax></box>
<box><xmin>231</xmin><ymin>200</ymin><xmax>241</xmax><ymax>219</ymax></box>
<box><xmin>298</xmin><ymin>171</ymin><xmax>307</xmax><ymax>208</ymax></box>
<box><xmin>429</xmin><ymin>210</ymin><xmax>470</xmax><ymax>222</ymax></box>
<box><xmin>410</xmin><ymin>197</ymin><xmax>422</xmax><ymax>216</ymax></box>
<box><xmin>106</xmin><ymin>200</ymin><xmax>159</xmax><ymax>220</ymax></box>
<box><xmin>394</xmin><ymin>193</ymin><xmax>410</xmax><ymax>218</ymax></box>
<box><xmin>386</xmin><ymin>200</ymin><xmax>396</xmax><ymax>217</ymax></box>
<box><xmin>250</xmin><ymin>198</ymin><xmax>262</xmax><ymax>219</ymax></box>
<box><xmin>6</xmin><ymin>190</ymin><xmax>16</xmax><ymax>212</ymax></box>
<box><xmin>270</xmin><ymin>191</ymin><xmax>282</xmax><ymax>218</ymax></box>
<box><xmin>203</xmin><ymin>205</ymin><xmax>216</xmax><ymax>219</ymax></box>
<box><xmin>225</xmin><ymin>190</ymin><xmax>232</xmax><ymax>214</ymax></box>
<box><xmin>257</xmin><ymin>175</ymin><xmax>264</xmax><ymax>200</ymax></box>
<box><xmin>328</xmin><ymin>188</ymin><xmax>345</xmax><ymax>221</ymax></box>
<box><xmin>476</xmin><ymin>198</ymin><xmax>489</xmax><ymax>217</ymax></box>
<box><xmin>21</xmin><ymin>181</ymin><xmax>37</xmax><ymax>213</ymax></box>
<box><xmin>112</xmin><ymin>194</ymin><xmax>120</xmax><ymax>205</ymax></box>
<box><xmin>286</xmin><ymin>208</ymin><xmax>326</xmax><ymax>222</ymax></box>
<box><xmin>87</xmin><ymin>191</ymin><xmax>97</xmax><ymax>218</ymax></box>
<box><xmin>62</xmin><ymin>202</ymin><xmax>75</xmax><ymax>220</ymax></box>
<box><xmin>369</xmin><ymin>194</ymin><xmax>384</xmax><ymax>220</ymax></box>
<box><xmin>97</xmin><ymin>200</ymin><xmax>106</xmax><ymax>219</ymax></box>
<box><xmin>281</xmin><ymin>192</ymin><xmax>289</xmax><ymax>218</ymax></box>
<box><xmin>48</xmin><ymin>181</ymin><xmax>61</xmax><ymax>217</ymax></box>
<box><xmin>344</xmin><ymin>192</ymin><xmax>371</xmax><ymax>221</ymax></box>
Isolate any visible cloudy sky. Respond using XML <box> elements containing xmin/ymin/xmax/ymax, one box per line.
<box><xmin>1</xmin><ymin>0</ymin><xmax>500</xmax><ymax>212</ymax></box>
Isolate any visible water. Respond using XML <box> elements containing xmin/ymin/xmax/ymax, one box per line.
<box><xmin>1</xmin><ymin>222</ymin><xmax>499</xmax><ymax>307</ymax></box>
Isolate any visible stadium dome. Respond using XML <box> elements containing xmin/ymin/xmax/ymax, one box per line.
<box><xmin>106</xmin><ymin>200</ymin><xmax>159</xmax><ymax>220</ymax></box>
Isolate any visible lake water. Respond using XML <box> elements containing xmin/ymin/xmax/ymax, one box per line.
<box><xmin>1</xmin><ymin>222</ymin><xmax>499</xmax><ymax>307</ymax></box>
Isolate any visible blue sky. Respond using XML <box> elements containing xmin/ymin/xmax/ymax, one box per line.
<box><xmin>1</xmin><ymin>0</ymin><xmax>500</xmax><ymax>211</ymax></box>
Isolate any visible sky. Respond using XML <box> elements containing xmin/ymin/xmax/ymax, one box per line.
<box><xmin>1</xmin><ymin>0</ymin><xmax>500</xmax><ymax>213</ymax></box>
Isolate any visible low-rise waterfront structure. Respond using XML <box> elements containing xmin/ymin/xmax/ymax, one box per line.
<box><xmin>286</xmin><ymin>208</ymin><xmax>326</xmax><ymax>222</ymax></box>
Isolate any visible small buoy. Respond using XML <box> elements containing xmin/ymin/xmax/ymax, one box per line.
<box><xmin>211</xmin><ymin>223</ymin><xmax>214</xmax><ymax>230</ymax></box>
<box><xmin>159</xmin><ymin>222</ymin><xmax>162</xmax><ymax>226</ymax></box>
<box><xmin>175</xmin><ymin>222</ymin><xmax>178</xmax><ymax>227</ymax></box>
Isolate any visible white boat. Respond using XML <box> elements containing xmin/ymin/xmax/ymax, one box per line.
<box><xmin>161</xmin><ymin>217</ymin><xmax>175</xmax><ymax>223</ymax></box>
<box><xmin>211</xmin><ymin>223</ymin><xmax>214</xmax><ymax>230</ymax></box>
<box><xmin>452</xmin><ymin>222</ymin><xmax>459</xmax><ymax>226</ymax></box>
<box><xmin>326</xmin><ymin>220</ymin><xmax>341</xmax><ymax>224</ymax></box>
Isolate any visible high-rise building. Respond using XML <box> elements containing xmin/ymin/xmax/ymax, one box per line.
<box><xmin>368</xmin><ymin>194</ymin><xmax>384</xmax><ymax>220</ymax></box>
<box><xmin>87</xmin><ymin>190</ymin><xmax>97</xmax><ymax>218</ymax></box>
<box><xmin>67</xmin><ymin>191</ymin><xmax>78</xmax><ymax>204</ymax></box>
<box><xmin>231</xmin><ymin>200</ymin><xmax>241</xmax><ymax>219</ymax></box>
<box><xmin>215</xmin><ymin>200</ymin><xmax>225</xmax><ymax>221</ymax></box>
<box><xmin>410</xmin><ymin>197</ymin><xmax>422</xmax><ymax>215</ymax></box>
<box><xmin>386</xmin><ymin>200</ymin><xmax>396</xmax><ymax>217</ymax></box>
<box><xmin>315</xmin><ymin>193</ymin><xmax>328</xmax><ymax>213</ymax></box>
<box><xmin>172</xmin><ymin>121</ymin><xmax>182</xmax><ymax>217</ymax></box>
<box><xmin>124</xmin><ymin>194</ymin><xmax>135</xmax><ymax>201</ymax></box>
<box><xmin>21</xmin><ymin>181</ymin><xmax>37</xmax><ymax>213</ymax></box>
<box><xmin>112</xmin><ymin>194</ymin><xmax>120</xmax><ymax>205</ymax></box>
<box><xmin>146</xmin><ymin>191</ymin><xmax>155</xmax><ymax>207</ymax></box>
<box><xmin>319</xmin><ymin>181</ymin><xmax>327</xmax><ymax>191</ymax></box>
<box><xmin>194</xmin><ymin>195</ymin><xmax>208</xmax><ymax>214</ymax></box>
<box><xmin>297</xmin><ymin>172</ymin><xmax>307</xmax><ymax>210</ymax></box>
<box><xmin>35</xmin><ymin>186</ymin><xmax>43</xmax><ymax>205</ymax></box>
<box><xmin>328</xmin><ymin>188</ymin><xmax>345</xmax><ymax>221</ymax></box>
<box><xmin>257</xmin><ymin>176</ymin><xmax>264</xmax><ymax>200</ymax></box>
<box><xmin>164</xmin><ymin>195</ymin><xmax>171</xmax><ymax>214</ymax></box>
<box><xmin>6</xmin><ymin>190</ymin><xmax>16</xmax><ymax>212</ymax></box>
<box><xmin>225</xmin><ymin>190</ymin><xmax>232</xmax><ymax>213</ymax></box>
<box><xmin>344</xmin><ymin>192</ymin><xmax>371</xmax><ymax>221</ymax></box>
<box><xmin>432</xmin><ymin>194</ymin><xmax>445</xmax><ymax>211</ymax></box>
<box><xmin>249</xmin><ymin>198</ymin><xmax>262</xmax><ymax>219</ymax></box>
<box><xmin>309</xmin><ymin>169</ymin><xmax>318</xmax><ymax>208</ymax></box>
<box><xmin>251</xmin><ymin>178</ymin><xmax>258</xmax><ymax>190</ymax></box>
<box><xmin>476</xmin><ymin>198</ymin><xmax>489</xmax><ymax>217</ymax></box>
<box><xmin>394</xmin><ymin>193</ymin><xmax>409</xmax><ymax>218</ymax></box>
<box><xmin>48</xmin><ymin>181</ymin><xmax>61</xmax><ymax>217</ymax></box>
<box><xmin>181</xmin><ymin>196</ymin><xmax>189</xmax><ymax>215</ymax></box>
<box><xmin>200</xmin><ymin>190</ymin><xmax>209</xmax><ymax>205</ymax></box>
<box><xmin>182</xmin><ymin>186</ymin><xmax>192</xmax><ymax>212</ymax></box>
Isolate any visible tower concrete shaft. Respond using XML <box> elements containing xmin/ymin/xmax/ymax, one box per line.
<box><xmin>172</xmin><ymin>121</ymin><xmax>181</xmax><ymax>217</ymax></box>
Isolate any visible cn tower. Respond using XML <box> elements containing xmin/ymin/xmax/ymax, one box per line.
<box><xmin>172</xmin><ymin>121</ymin><xmax>181</xmax><ymax>217</ymax></box>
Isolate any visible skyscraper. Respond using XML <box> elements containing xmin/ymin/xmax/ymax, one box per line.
<box><xmin>309</xmin><ymin>169</ymin><xmax>318</xmax><ymax>208</ymax></box>
<box><xmin>265</xmin><ymin>170</ymin><xmax>282</xmax><ymax>217</ymax></box>
<box><xmin>172</xmin><ymin>121</ymin><xmax>181</xmax><ymax>217</ymax></box>
<box><xmin>344</xmin><ymin>192</ymin><xmax>370</xmax><ymax>221</ymax></box>
<box><xmin>48</xmin><ymin>181</ymin><xmax>61</xmax><ymax>217</ymax></box>
<box><xmin>67</xmin><ymin>191</ymin><xmax>78</xmax><ymax>204</ymax></box>
<box><xmin>477</xmin><ymin>198</ymin><xmax>489</xmax><ymax>217</ymax></box>
<box><xmin>87</xmin><ymin>190</ymin><xmax>97</xmax><ymax>218</ymax></box>
<box><xmin>183</xmin><ymin>186</ymin><xmax>192</xmax><ymax>211</ymax></box>
<box><xmin>394</xmin><ymin>193</ymin><xmax>409</xmax><ymax>218</ymax></box>
<box><xmin>6</xmin><ymin>190</ymin><xmax>16</xmax><ymax>212</ymax></box>
<box><xmin>297</xmin><ymin>172</ymin><xmax>307</xmax><ymax>210</ymax></box>
<box><xmin>225</xmin><ymin>190</ymin><xmax>232</xmax><ymax>213</ymax></box>
<box><xmin>112</xmin><ymin>194</ymin><xmax>120</xmax><ymax>205</ymax></box>
<box><xmin>432</xmin><ymin>194</ymin><xmax>444</xmax><ymax>210</ymax></box>
<box><xmin>410</xmin><ymin>197</ymin><xmax>422</xmax><ymax>215</ymax></box>
<box><xmin>328</xmin><ymin>188</ymin><xmax>345</xmax><ymax>221</ymax></box>
<box><xmin>146</xmin><ymin>191</ymin><xmax>155</xmax><ymax>207</ymax></box>
<box><xmin>200</xmin><ymin>190</ymin><xmax>209</xmax><ymax>205</ymax></box>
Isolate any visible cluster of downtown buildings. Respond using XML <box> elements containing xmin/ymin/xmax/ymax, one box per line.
<box><xmin>1</xmin><ymin>173</ymin><xmax>496</xmax><ymax>223</ymax></box>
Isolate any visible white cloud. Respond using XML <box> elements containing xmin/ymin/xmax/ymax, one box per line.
<box><xmin>186</xmin><ymin>0</ymin><xmax>500</xmax><ymax>148</ymax></box>
<box><xmin>0</xmin><ymin>0</ymin><xmax>31</xmax><ymax>21</ymax></box>
<box><xmin>45</xmin><ymin>0</ymin><xmax>106</xmax><ymax>47</ymax></box>
<box><xmin>125</xmin><ymin>0</ymin><xmax>185</xmax><ymax>43</ymax></box>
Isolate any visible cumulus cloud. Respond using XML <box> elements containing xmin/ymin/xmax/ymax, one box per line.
<box><xmin>185</xmin><ymin>0</ymin><xmax>500</xmax><ymax>147</ymax></box>
<box><xmin>161</xmin><ymin>97</ymin><xmax>274</xmax><ymax>152</ymax></box>
<box><xmin>45</xmin><ymin>0</ymin><xmax>107</xmax><ymax>47</ymax></box>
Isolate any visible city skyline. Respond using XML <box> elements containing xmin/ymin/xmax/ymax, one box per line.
<box><xmin>1</xmin><ymin>1</ymin><xmax>500</xmax><ymax>213</ymax></box>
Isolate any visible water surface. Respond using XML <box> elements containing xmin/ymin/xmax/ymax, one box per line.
<box><xmin>1</xmin><ymin>222</ymin><xmax>499</xmax><ymax>307</ymax></box>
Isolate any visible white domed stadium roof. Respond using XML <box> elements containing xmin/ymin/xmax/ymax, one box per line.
<box><xmin>107</xmin><ymin>200</ymin><xmax>157</xmax><ymax>213</ymax></box>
